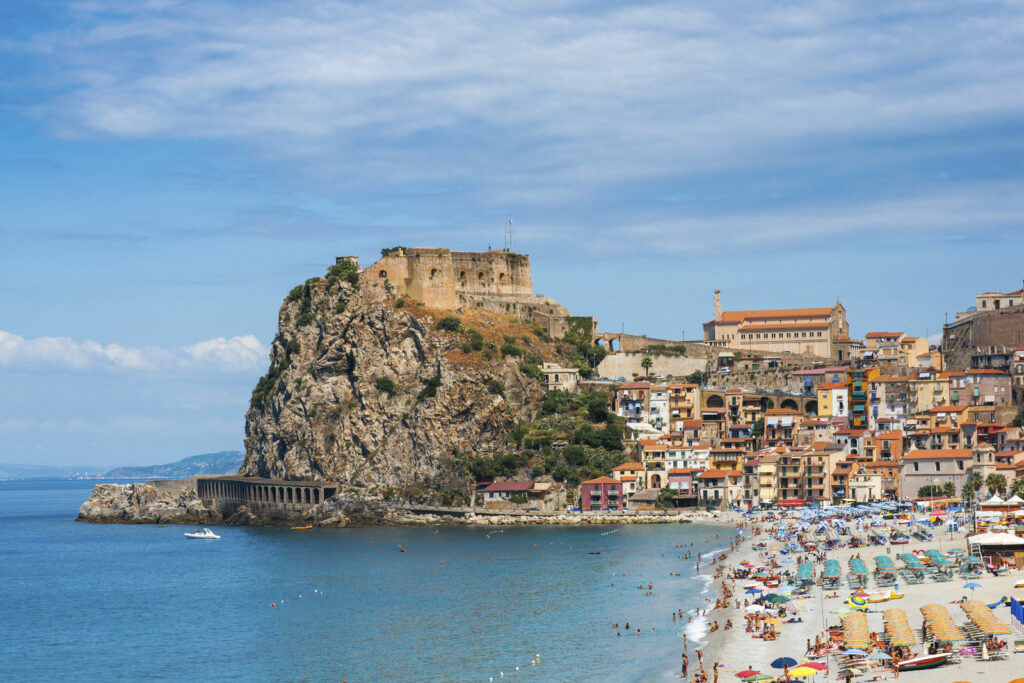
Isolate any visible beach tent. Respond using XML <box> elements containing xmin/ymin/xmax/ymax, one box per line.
<box><xmin>968</xmin><ymin>531</ymin><xmax>1024</xmax><ymax>546</ymax></box>
<box><xmin>1008</xmin><ymin>495</ymin><xmax>1024</xmax><ymax>504</ymax></box>
<box><xmin>983</xmin><ymin>495</ymin><xmax>1006</xmax><ymax>505</ymax></box>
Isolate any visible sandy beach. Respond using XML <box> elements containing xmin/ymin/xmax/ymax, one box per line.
<box><xmin>675</xmin><ymin>515</ymin><xmax>1024</xmax><ymax>683</ymax></box>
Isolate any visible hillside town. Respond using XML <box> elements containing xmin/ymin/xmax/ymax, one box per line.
<box><xmin>481</xmin><ymin>283</ymin><xmax>1024</xmax><ymax>514</ymax></box>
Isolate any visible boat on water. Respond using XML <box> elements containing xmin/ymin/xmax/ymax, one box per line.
<box><xmin>896</xmin><ymin>653</ymin><xmax>948</xmax><ymax>671</ymax></box>
<box><xmin>291</xmin><ymin>525</ymin><xmax>313</xmax><ymax>530</ymax></box>
<box><xmin>184</xmin><ymin>528</ymin><xmax>220</xmax><ymax>539</ymax></box>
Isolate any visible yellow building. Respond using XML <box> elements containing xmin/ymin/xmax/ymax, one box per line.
<box><xmin>909</xmin><ymin>372</ymin><xmax>950</xmax><ymax>413</ymax></box>
<box><xmin>817</xmin><ymin>382</ymin><xmax>849</xmax><ymax>419</ymax></box>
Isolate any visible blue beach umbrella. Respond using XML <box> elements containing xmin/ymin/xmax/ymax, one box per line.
<box><xmin>841</xmin><ymin>649</ymin><xmax>869</xmax><ymax>657</ymax></box>
<box><xmin>745</xmin><ymin>587</ymin><xmax>763</xmax><ymax>594</ymax></box>
<box><xmin>963</xmin><ymin>581</ymin><xmax>982</xmax><ymax>590</ymax></box>
<box><xmin>770</xmin><ymin>657</ymin><xmax>798</xmax><ymax>669</ymax></box>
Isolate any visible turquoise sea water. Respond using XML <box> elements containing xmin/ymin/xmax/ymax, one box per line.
<box><xmin>0</xmin><ymin>480</ymin><xmax>735</xmax><ymax>681</ymax></box>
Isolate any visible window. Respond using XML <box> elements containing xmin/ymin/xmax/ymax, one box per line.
<box><xmin>957</xmin><ymin>460</ymin><xmax>964</xmax><ymax>471</ymax></box>
<box><xmin>378</xmin><ymin>270</ymin><xmax>387</xmax><ymax>278</ymax></box>
<box><xmin>934</xmin><ymin>462</ymin><xmax>940</xmax><ymax>472</ymax></box>
<box><xmin>913</xmin><ymin>462</ymin><xmax>919</xmax><ymax>471</ymax></box>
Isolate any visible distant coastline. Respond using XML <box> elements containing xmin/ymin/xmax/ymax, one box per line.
<box><xmin>1</xmin><ymin>449</ymin><xmax>242</xmax><ymax>482</ymax></box>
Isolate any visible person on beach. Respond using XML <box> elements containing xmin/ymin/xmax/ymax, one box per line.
<box><xmin>681</xmin><ymin>653</ymin><xmax>688</xmax><ymax>676</ymax></box>
<box><xmin>712</xmin><ymin>662</ymin><xmax>718</xmax><ymax>683</ymax></box>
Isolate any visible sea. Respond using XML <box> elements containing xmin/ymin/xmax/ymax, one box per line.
<box><xmin>0</xmin><ymin>480</ymin><xmax>738</xmax><ymax>682</ymax></box>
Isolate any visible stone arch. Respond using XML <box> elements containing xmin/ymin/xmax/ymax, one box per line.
<box><xmin>477</xmin><ymin>271</ymin><xmax>485</xmax><ymax>280</ymax></box>
<box><xmin>499</xmin><ymin>272</ymin><xmax>506</xmax><ymax>281</ymax></box>
<box><xmin>650</xmin><ymin>473</ymin><xmax>663</xmax><ymax>488</ymax></box>
<box><xmin>804</xmin><ymin>399</ymin><xmax>819</xmax><ymax>416</ymax></box>
<box><xmin>430</xmin><ymin>267</ymin><xmax>439</xmax><ymax>278</ymax></box>
<box><xmin>706</xmin><ymin>394</ymin><xmax>725</xmax><ymax>408</ymax></box>
<box><xmin>780</xmin><ymin>398</ymin><xmax>799</xmax><ymax>411</ymax></box>
<box><xmin>378</xmin><ymin>270</ymin><xmax>387</xmax><ymax>278</ymax></box>
<box><xmin>458</xmin><ymin>270</ymin><xmax>466</xmax><ymax>280</ymax></box>
<box><xmin>314</xmin><ymin>489</ymin><xmax>320</xmax><ymax>504</ymax></box>
<box><xmin>287</xmin><ymin>488</ymin><xmax>294</xmax><ymax>504</ymax></box>
<box><xmin>761</xmin><ymin>397</ymin><xmax>774</xmax><ymax>410</ymax></box>
<box><xmin>271</xmin><ymin>487</ymin><xmax>277</xmax><ymax>503</ymax></box>
<box><xmin>304</xmin><ymin>488</ymin><xmax>311</xmax><ymax>504</ymax></box>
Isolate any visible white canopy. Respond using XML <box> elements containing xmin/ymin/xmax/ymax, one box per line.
<box><xmin>983</xmin><ymin>495</ymin><xmax>1006</xmax><ymax>505</ymax></box>
<box><xmin>1007</xmin><ymin>495</ymin><xmax>1024</xmax><ymax>504</ymax></box>
<box><xmin>968</xmin><ymin>531</ymin><xmax>1024</xmax><ymax>546</ymax></box>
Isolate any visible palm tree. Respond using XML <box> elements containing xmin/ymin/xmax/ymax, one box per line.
<box><xmin>985</xmin><ymin>472</ymin><xmax>1007</xmax><ymax>497</ymax></box>
<box><xmin>962</xmin><ymin>471</ymin><xmax>983</xmax><ymax>500</ymax></box>
<box><xmin>640</xmin><ymin>355</ymin><xmax>653</xmax><ymax>378</ymax></box>
<box><xmin>1010</xmin><ymin>477</ymin><xmax>1024</xmax><ymax>499</ymax></box>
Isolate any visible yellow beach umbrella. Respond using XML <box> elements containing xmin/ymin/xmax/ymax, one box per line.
<box><xmin>786</xmin><ymin>666</ymin><xmax>818</xmax><ymax>678</ymax></box>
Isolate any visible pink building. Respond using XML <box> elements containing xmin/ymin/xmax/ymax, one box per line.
<box><xmin>580</xmin><ymin>477</ymin><xmax>624</xmax><ymax>511</ymax></box>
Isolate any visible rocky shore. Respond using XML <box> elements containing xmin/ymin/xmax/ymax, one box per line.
<box><xmin>77</xmin><ymin>479</ymin><xmax>726</xmax><ymax>527</ymax></box>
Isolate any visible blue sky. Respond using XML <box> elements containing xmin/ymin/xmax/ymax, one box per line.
<box><xmin>2</xmin><ymin>0</ymin><xmax>1023</xmax><ymax>468</ymax></box>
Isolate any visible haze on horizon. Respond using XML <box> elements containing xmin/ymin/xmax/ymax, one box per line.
<box><xmin>2</xmin><ymin>1</ymin><xmax>1022</xmax><ymax>467</ymax></box>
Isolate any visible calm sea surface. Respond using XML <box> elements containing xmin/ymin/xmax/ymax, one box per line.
<box><xmin>0</xmin><ymin>480</ymin><xmax>736</xmax><ymax>682</ymax></box>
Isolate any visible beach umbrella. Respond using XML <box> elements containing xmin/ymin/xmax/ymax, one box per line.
<box><xmin>746</xmin><ymin>587</ymin><xmax>763</xmax><ymax>594</ymax></box>
<box><xmin>742</xmin><ymin>675</ymin><xmax>774</xmax><ymax>682</ymax></box>
<box><xmin>866</xmin><ymin>652</ymin><xmax>891</xmax><ymax>661</ymax></box>
<box><xmin>770</xmin><ymin>657</ymin><xmax>798</xmax><ymax>669</ymax></box>
<box><xmin>746</xmin><ymin>605</ymin><xmax>766</xmax><ymax>613</ymax></box>
<box><xmin>786</xmin><ymin>666</ymin><xmax>818</xmax><ymax>678</ymax></box>
<box><xmin>963</xmin><ymin>581</ymin><xmax>982</xmax><ymax>591</ymax></box>
<box><xmin>736</xmin><ymin>670</ymin><xmax>760</xmax><ymax>679</ymax></box>
<box><xmin>765</xmin><ymin>617</ymin><xmax>783</xmax><ymax>625</ymax></box>
<box><xmin>842</xmin><ymin>649</ymin><xmax>868</xmax><ymax>657</ymax></box>
<box><xmin>799</xmin><ymin>662</ymin><xmax>827</xmax><ymax>671</ymax></box>
<box><xmin>848</xmin><ymin>595</ymin><xmax>868</xmax><ymax>609</ymax></box>
<box><xmin>852</xmin><ymin>590</ymin><xmax>870</xmax><ymax>597</ymax></box>
<box><xmin>766</xmin><ymin>594</ymin><xmax>790</xmax><ymax>604</ymax></box>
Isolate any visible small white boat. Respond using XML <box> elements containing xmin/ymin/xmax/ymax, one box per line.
<box><xmin>184</xmin><ymin>528</ymin><xmax>220</xmax><ymax>539</ymax></box>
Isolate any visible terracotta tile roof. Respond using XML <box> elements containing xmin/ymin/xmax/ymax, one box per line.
<box><xmin>903</xmin><ymin>448</ymin><xmax>973</xmax><ymax>460</ymax></box>
<box><xmin>696</xmin><ymin>469</ymin><xmax>743</xmax><ymax>479</ymax></box>
<box><xmin>682</xmin><ymin>420</ymin><xmax>703</xmax><ymax>429</ymax></box>
<box><xmin>483</xmin><ymin>481</ymin><xmax>534</xmax><ymax>492</ymax></box>
<box><xmin>620</xmin><ymin>475</ymin><xmax>638</xmax><ymax>481</ymax></box>
<box><xmin>738</xmin><ymin>322</ymin><xmax>830</xmax><ymax>332</ymax></box>
<box><xmin>873</xmin><ymin>430</ymin><xmax>903</xmax><ymax>440</ymax></box>
<box><xmin>765</xmin><ymin>409</ymin><xmax>803</xmax><ymax>415</ymax></box>
<box><xmin>582</xmin><ymin>476</ymin><xmax>620</xmax><ymax>485</ymax></box>
<box><xmin>613</xmin><ymin>462</ymin><xmax>645</xmax><ymax>471</ymax></box>
<box><xmin>964</xmin><ymin>368</ymin><xmax>1009</xmax><ymax>375</ymax></box>
<box><xmin>929</xmin><ymin>405</ymin><xmax>968</xmax><ymax>413</ymax></box>
<box><xmin>717</xmin><ymin>306</ymin><xmax>835</xmax><ymax>323</ymax></box>
<box><xmin>865</xmin><ymin>331</ymin><xmax>904</xmax><ymax>338</ymax></box>
<box><xmin>668</xmin><ymin>467</ymin><xmax>702</xmax><ymax>474</ymax></box>
<box><xmin>616</xmin><ymin>381</ymin><xmax>651</xmax><ymax>390</ymax></box>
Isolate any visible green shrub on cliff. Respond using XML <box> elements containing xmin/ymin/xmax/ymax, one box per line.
<box><xmin>436</xmin><ymin>315</ymin><xmax>461</xmax><ymax>332</ymax></box>
<box><xmin>326</xmin><ymin>260</ymin><xmax>359</xmax><ymax>286</ymax></box>
<box><xmin>374</xmin><ymin>376</ymin><xmax>398</xmax><ymax>396</ymax></box>
<box><xmin>417</xmin><ymin>373</ymin><xmax>443</xmax><ymax>400</ymax></box>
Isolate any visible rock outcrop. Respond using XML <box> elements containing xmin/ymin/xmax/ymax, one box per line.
<box><xmin>77</xmin><ymin>480</ymin><xmax>216</xmax><ymax>524</ymax></box>
<box><xmin>241</xmin><ymin>266</ymin><xmax>568</xmax><ymax>502</ymax></box>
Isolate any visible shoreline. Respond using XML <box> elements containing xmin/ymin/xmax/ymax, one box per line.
<box><xmin>677</xmin><ymin>516</ymin><xmax>1024</xmax><ymax>682</ymax></box>
<box><xmin>77</xmin><ymin>479</ymin><xmax>739</xmax><ymax>527</ymax></box>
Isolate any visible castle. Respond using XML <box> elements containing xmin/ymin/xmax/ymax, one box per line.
<box><xmin>338</xmin><ymin>248</ymin><xmax>588</xmax><ymax>338</ymax></box>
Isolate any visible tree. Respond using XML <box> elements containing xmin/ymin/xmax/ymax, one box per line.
<box><xmin>1011</xmin><ymin>408</ymin><xmax>1024</xmax><ymax>428</ymax></box>
<box><xmin>918</xmin><ymin>484</ymin><xmax>943</xmax><ymax>497</ymax></box>
<box><xmin>752</xmin><ymin>418</ymin><xmax>764</xmax><ymax>439</ymax></box>
<box><xmin>685</xmin><ymin>370</ymin><xmax>709</xmax><ymax>386</ymax></box>
<box><xmin>942</xmin><ymin>481</ymin><xmax>956</xmax><ymax>498</ymax></box>
<box><xmin>985</xmin><ymin>473</ymin><xmax>1008</xmax><ymax>497</ymax></box>
<box><xmin>962</xmin><ymin>471</ymin><xmax>983</xmax><ymax>501</ymax></box>
<box><xmin>640</xmin><ymin>355</ymin><xmax>653</xmax><ymax>378</ymax></box>
<box><xmin>1010</xmin><ymin>477</ymin><xmax>1024</xmax><ymax>499</ymax></box>
<box><xmin>657</xmin><ymin>487</ymin><xmax>676</xmax><ymax>509</ymax></box>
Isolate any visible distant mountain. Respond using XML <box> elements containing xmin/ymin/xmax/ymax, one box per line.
<box><xmin>0</xmin><ymin>464</ymin><xmax>104</xmax><ymax>480</ymax></box>
<box><xmin>104</xmin><ymin>450</ymin><xmax>243</xmax><ymax>479</ymax></box>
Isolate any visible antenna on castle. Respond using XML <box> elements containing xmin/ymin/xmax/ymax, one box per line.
<box><xmin>503</xmin><ymin>218</ymin><xmax>514</xmax><ymax>253</ymax></box>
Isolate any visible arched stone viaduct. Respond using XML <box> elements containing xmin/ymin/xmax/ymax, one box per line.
<box><xmin>196</xmin><ymin>476</ymin><xmax>338</xmax><ymax>512</ymax></box>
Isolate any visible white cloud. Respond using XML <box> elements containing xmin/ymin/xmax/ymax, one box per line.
<box><xmin>12</xmin><ymin>0</ymin><xmax>1024</xmax><ymax>198</ymax></box>
<box><xmin>0</xmin><ymin>331</ymin><xmax>267</xmax><ymax>374</ymax></box>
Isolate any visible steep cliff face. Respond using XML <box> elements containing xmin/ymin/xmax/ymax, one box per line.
<box><xmin>242</xmin><ymin>268</ymin><xmax>567</xmax><ymax>502</ymax></box>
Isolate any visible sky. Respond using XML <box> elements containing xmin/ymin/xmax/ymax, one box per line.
<box><xmin>1</xmin><ymin>0</ymin><xmax>1023</xmax><ymax>468</ymax></box>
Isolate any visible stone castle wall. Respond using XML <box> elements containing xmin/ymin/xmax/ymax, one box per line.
<box><xmin>943</xmin><ymin>306</ymin><xmax>1024</xmax><ymax>371</ymax></box>
<box><xmin>359</xmin><ymin>247</ymin><xmax>572</xmax><ymax>335</ymax></box>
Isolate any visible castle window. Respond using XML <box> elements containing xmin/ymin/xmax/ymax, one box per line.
<box><xmin>459</xmin><ymin>271</ymin><xmax>466</xmax><ymax>279</ymax></box>
<box><xmin>379</xmin><ymin>270</ymin><xmax>387</xmax><ymax>279</ymax></box>
<box><xmin>430</xmin><ymin>268</ymin><xmax>438</xmax><ymax>278</ymax></box>
<box><xmin>499</xmin><ymin>272</ymin><xmax>506</xmax><ymax>281</ymax></box>
<box><xmin>478</xmin><ymin>272</ymin><xmax>485</xmax><ymax>280</ymax></box>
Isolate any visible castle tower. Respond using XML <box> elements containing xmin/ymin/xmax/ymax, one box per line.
<box><xmin>714</xmin><ymin>290</ymin><xmax>722</xmax><ymax>321</ymax></box>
